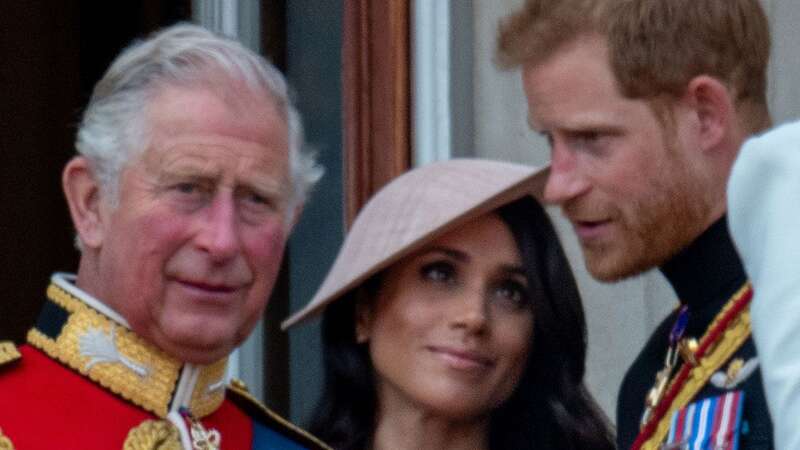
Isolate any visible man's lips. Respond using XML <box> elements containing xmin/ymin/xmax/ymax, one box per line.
<box><xmin>427</xmin><ymin>345</ymin><xmax>494</xmax><ymax>370</ymax></box>
<box><xmin>176</xmin><ymin>279</ymin><xmax>239</xmax><ymax>294</ymax></box>
<box><xmin>571</xmin><ymin>218</ymin><xmax>612</xmax><ymax>241</ymax></box>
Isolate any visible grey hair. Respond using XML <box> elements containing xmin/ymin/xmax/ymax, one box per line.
<box><xmin>75</xmin><ymin>22</ymin><xmax>322</xmax><ymax>213</ymax></box>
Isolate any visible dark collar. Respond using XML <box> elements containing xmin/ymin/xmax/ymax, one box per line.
<box><xmin>659</xmin><ymin>217</ymin><xmax>747</xmax><ymax>316</ymax></box>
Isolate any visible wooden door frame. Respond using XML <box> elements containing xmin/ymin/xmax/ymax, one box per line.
<box><xmin>342</xmin><ymin>0</ymin><xmax>412</xmax><ymax>226</ymax></box>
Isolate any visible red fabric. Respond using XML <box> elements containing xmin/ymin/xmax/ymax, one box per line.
<box><xmin>0</xmin><ymin>345</ymin><xmax>252</xmax><ymax>449</ymax></box>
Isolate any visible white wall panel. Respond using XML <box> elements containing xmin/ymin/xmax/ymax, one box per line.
<box><xmin>766</xmin><ymin>0</ymin><xmax>800</xmax><ymax>124</ymax></box>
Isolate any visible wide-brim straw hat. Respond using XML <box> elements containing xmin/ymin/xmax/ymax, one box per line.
<box><xmin>281</xmin><ymin>158</ymin><xmax>549</xmax><ymax>330</ymax></box>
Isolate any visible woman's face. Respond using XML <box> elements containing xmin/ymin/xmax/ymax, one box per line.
<box><xmin>357</xmin><ymin>213</ymin><xmax>534</xmax><ymax>420</ymax></box>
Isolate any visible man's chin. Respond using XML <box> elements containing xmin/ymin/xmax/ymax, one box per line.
<box><xmin>147</xmin><ymin>327</ymin><xmax>238</xmax><ymax>365</ymax></box>
<box><xmin>176</xmin><ymin>347</ymin><xmax>232</xmax><ymax>365</ymax></box>
<box><xmin>162</xmin><ymin>339</ymin><xmax>234</xmax><ymax>365</ymax></box>
<box><xmin>582</xmin><ymin>247</ymin><xmax>652</xmax><ymax>282</ymax></box>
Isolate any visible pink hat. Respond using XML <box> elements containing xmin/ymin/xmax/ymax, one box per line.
<box><xmin>281</xmin><ymin>158</ymin><xmax>548</xmax><ymax>329</ymax></box>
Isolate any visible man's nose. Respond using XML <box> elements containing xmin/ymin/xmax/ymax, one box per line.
<box><xmin>196</xmin><ymin>194</ymin><xmax>242</xmax><ymax>262</ymax></box>
<box><xmin>543</xmin><ymin>142</ymin><xmax>589</xmax><ymax>204</ymax></box>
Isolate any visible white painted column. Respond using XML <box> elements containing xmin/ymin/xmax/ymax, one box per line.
<box><xmin>412</xmin><ymin>0</ymin><xmax>474</xmax><ymax>165</ymax></box>
<box><xmin>413</xmin><ymin>0</ymin><xmax>453</xmax><ymax>165</ymax></box>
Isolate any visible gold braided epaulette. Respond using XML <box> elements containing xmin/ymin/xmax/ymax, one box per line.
<box><xmin>227</xmin><ymin>380</ymin><xmax>332</xmax><ymax>450</ymax></box>
<box><xmin>0</xmin><ymin>342</ymin><xmax>21</xmax><ymax>368</ymax></box>
<box><xmin>123</xmin><ymin>420</ymin><xmax>181</xmax><ymax>450</ymax></box>
<box><xmin>0</xmin><ymin>427</ymin><xmax>15</xmax><ymax>450</ymax></box>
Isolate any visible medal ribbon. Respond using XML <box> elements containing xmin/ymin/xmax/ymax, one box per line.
<box><xmin>632</xmin><ymin>284</ymin><xmax>753</xmax><ymax>450</ymax></box>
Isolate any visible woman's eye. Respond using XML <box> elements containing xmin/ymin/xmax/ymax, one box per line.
<box><xmin>492</xmin><ymin>280</ymin><xmax>530</xmax><ymax>310</ymax></box>
<box><xmin>420</xmin><ymin>261</ymin><xmax>456</xmax><ymax>284</ymax></box>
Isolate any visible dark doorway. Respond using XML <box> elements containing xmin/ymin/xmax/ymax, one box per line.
<box><xmin>0</xmin><ymin>1</ymin><xmax>191</xmax><ymax>343</ymax></box>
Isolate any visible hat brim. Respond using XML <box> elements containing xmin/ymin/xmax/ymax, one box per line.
<box><xmin>282</xmin><ymin>160</ymin><xmax>550</xmax><ymax>330</ymax></box>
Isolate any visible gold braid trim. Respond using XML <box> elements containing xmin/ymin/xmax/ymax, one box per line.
<box><xmin>227</xmin><ymin>383</ymin><xmax>333</xmax><ymax>450</ymax></box>
<box><xmin>641</xmin><ymin>284</ymin><xmax>752</xmax><ymax>450</ymax></box>
<box><xmin>123</xmin><ymin>420</ymin><xmax>182</xmax><ymax>450</ymax></box>
<box><xmin>27</xmin><ymin>282</ymin><xmax>226</xmax><ymax>419</ymax></box>
<box><xmin>27</xmin><ymin>285</ymin><xmax>181</xmax><ymax>418</ymax></box>
<box><xmin>0</xmin><ymin>342</ymin><xmax>20</xmax><ymax>367</ymax></box>
<box><xmin>189</xmin><ymin>357</ymin><xmax>228</xmax><ymax>418</ymax></box>
<box><xmin>0</xmin><ymin>428</ymin><xmax>14</xmax><ymax>450</ymax></box>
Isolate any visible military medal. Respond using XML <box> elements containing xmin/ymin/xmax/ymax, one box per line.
<box><xmin>180</xmin><ymin>408</ymin><xmax>221</xmax><ymax>450</ymax></box>
<box><xmin>677</xmin><ymin>338</ymin><xmax>699</xmax><ymax>367</ymax></box>
<box><xmin>641</xmin><ymin>306</ymin><xmax>689</xmax><ymax>427</ymax></box>
<box><xmin>633</xmin><ymin>283</ymin><xmax>753</xmax><ymax>450</ymax></box>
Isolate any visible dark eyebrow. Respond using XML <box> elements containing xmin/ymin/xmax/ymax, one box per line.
<box><xmin>424</xmin><ymin>247</ymin><xmax>527</xmax><ymax>278</ymax></box>
<box><xmin>155</xmin><ymin>170</ymin><xmax>214</xmax><ymax>186</ymax></box>
<box><xmin>500</xmin><ymin>265</ymin><xmax>527</xmax><ymax>278</ymax></box>
<box><xmin>424</xmin><ymin>246</ymin><xmax>469</xmax><ymax>262</ymax></box>
<box><xmin>563</xmin><ymin>124</ymin><xmax>624</xmax><ymax>136</ymax></box>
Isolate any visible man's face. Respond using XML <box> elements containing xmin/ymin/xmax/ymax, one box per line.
<box><xmin>88</xmin><ymin>84</ymin><xmax>292</xmax><ymax>363</ymax></box>
<box><xmin>521</xmin><ymin>34</ymin><xmax>713</xmax><ymax>281</ymax></box>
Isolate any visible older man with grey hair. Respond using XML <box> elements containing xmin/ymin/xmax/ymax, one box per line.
<box><xmin>0</xmin><ymin>23</ymin><xmax>328</xmax><ymax>450</ymax></box>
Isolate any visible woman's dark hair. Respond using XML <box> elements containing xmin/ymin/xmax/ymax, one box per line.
<box><xmin>309</xmin><ymin>196</ymin><xmax>615</xmax><ymax>450</ymax></box>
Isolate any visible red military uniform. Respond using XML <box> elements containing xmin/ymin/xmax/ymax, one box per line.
<box><xmin>0</xmin><ymin>274</ymin><xmax>328</xmax><ymax>450</ymax></box>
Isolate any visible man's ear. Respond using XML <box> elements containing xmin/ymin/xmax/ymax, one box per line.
<box><xmin>684</xmin><ymin>75</ymin><xmax>735</xmax><ymax>153</ymax></box>
<box><xmin>354</xmin><ymin>300</ymin><xmax>372</xmax><ymax>344</ymax></box>
<box><xmin>62</xmin><ymin>156</ymin><xmax>106</xmax><ymax>249</ymax></box>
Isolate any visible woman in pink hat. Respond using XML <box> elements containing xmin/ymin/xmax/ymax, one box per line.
<box><xmin>283</xmin><ymin>159</ymin><xmax>614</xmax><ymax>450</ymax></box>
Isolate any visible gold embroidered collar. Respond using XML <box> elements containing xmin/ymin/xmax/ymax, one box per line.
<box><xmin>27</xmin><ymin>274</ymin><xmax>228</xmax><ymax>419</ymax></box>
